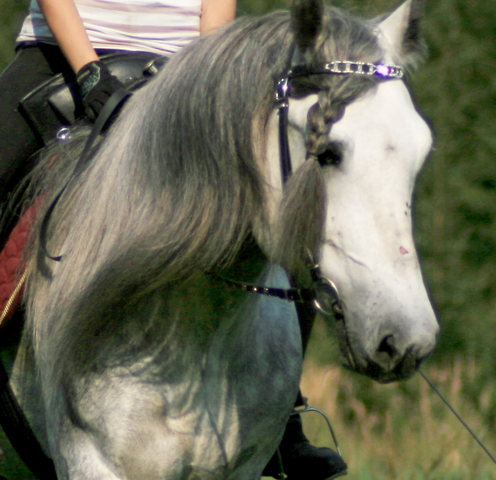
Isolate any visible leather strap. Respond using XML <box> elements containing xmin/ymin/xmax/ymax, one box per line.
<box><xmin>212</xmin><ymin>274</ymin><xmax>314</xmax><ymax>303</ymax></box>
<box><xmin>38</xmin><ymin>88</ymin><xmax>130</xmax><ymax>275</ymax></box>
<box><xmin>276</xmin><ymin>45</ymin><xmax>296</xmax><ymax>186</ymax></box>
<box><xmin>277</xmin><ymin>78</ymin><xmax>292</xmax><ymax>184</ymax></box>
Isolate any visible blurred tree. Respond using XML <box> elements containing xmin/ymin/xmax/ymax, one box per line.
<box><xmin>413</xmin><ymin>0</ymin><xmax>496</xmax><ymax>357</ymax></box>
<box><xmin>0</xmin><ymin>0</ymin><xmax>28</xmax><ymax>69</ymax></box>
<box><xmin>411</xmin><ymin>0</ymin><xmax>496</xmax><ymax>421</ymax></box>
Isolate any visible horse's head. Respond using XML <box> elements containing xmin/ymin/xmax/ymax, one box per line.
<box><xmin>264</xmin><ymin>0</ymin><xmax>439</xmax><ymax>383</ymax></box>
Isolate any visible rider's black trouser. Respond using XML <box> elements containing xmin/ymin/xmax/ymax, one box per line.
<box><xmin>0</xmin><ymin>43</ymin><xmax>75</xmax><ymax>203</ymax></box>
<box><xmin>0</xmin><ymin>43</ymin><xmax>123</xmax><ymax>205</ymax></box>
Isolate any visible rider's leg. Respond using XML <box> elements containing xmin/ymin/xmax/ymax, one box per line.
<box><xmin>263</xmin><ymin>301</ymin><xmax>347</xmax><ymax>479</ymax></box>
<box><xmin>0</xmin><ymin>43</ymin><xmax>74</xmax><ymax>204</ymax></box>
<box><xmin>263</xmin><ymin>412</ymin><xmax>347</xmax><ymax>480</ymax></box>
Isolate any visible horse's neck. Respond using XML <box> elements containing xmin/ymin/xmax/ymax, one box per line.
<box><xmin>145</xmin><ymin>263</ymin><xmax>304</xmax><ymax>437</ymax></box>
<box><xmin>11</xmin><ymin>263</ymin><xmax>303</xmax><ymax>479</ymax></box>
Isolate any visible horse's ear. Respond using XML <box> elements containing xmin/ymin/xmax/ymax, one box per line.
<box><xmin>291</xmin><ymin>0</ymin><xmax>325</xmax><ymax>55</ymax></box>
<box><xmin>379</xmin><ymin>0</ymin><xmax>426</xmax><ymax>65</ymax></box>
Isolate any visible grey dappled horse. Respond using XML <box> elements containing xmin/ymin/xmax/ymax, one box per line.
<box><xmin>5</xmin><ymin>0</ymin><xmax>439</xmax><ymax>478</ymax></box>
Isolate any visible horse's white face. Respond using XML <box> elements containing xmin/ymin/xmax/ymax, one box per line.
<box><xmin>266</xmin><ymin>78</ymin><xmax>439</xmax><ymax>383</ymax></box>
<box><xmin>321</xmin><ymin>80</ymin><xmax>438</xmax><ymax>382</ymax></box>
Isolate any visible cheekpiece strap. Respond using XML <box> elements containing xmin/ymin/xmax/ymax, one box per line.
<box><xmin>275</xmin><ymin>44</ymin><xmax>298</xmax><ymax>186</ymax></box>
<box><xmin>213</xmin><ymin>274</ymin><xmax>315</xmax><ymax>303</ymax></box>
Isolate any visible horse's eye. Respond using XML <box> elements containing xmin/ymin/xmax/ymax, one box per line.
<box><xmin>317</xmin><ymin>142</ymin><xmax>343</xmax><ymax>167</ymax></box>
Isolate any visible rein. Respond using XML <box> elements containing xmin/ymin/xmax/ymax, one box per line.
<box><xmin>38</xmin><ymin>54</ymin><xmax>167</xmax><ymax>275</ymax></box>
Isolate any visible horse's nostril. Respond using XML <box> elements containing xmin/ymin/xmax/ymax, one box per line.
<box><xmin>373</xmin><ymin>334</ymin><xmax>403</xmax><ymax>371</ymax></box>
<box><xmin>367</xmin><ymin>329</ymin><xmax>437</xmax><ymax>381</ymax></box>
<box><xmin>377</xmin><ymin>335</ymin><xmax>398</xmax><ymax>359</ymax></box>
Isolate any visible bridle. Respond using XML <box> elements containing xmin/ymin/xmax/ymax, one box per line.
<box><xmin>276</xmin><ymin>57</ymin><xmax>404</xmax><ymax>180</ymax></box>
<box><xmin>38</xmin><ymin>48</ymin><xmax>404</xmax><ymax>319</ymax></box>
<box><xmin>223</xmin><ymin>52</ymin><xmax>405</xmax><ymax>318</ymax></box>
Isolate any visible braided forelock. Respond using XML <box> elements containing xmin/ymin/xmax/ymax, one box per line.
<box><xmin>306</xmin><ymin>89</ymin><xmax>346</xmax><ymax>159</ymax></box>
<box><xmin>273</xmin><ymin>158</ymin><xmax>326</xmax><ymax>283</ymax></box>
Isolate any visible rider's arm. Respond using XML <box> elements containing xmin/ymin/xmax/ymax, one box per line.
<box><xmin>200</xmin><ymin>0</ymin><xmax>236</xmax><ymax>35</ymax></box>
<box><xmin>38</xmin><ymin>0</ymin><xmax>236</xmax><ymax>72</ymax></box>
<box><xmin>37</xmin><ymin>0</ymin><xmax>99</xmax><ymax>73</ymax></box>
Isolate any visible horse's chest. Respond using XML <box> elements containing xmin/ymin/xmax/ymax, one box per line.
<box><xmin>178</xmin><ymin>291</ymin><xmax>303</xmax><ymax>477</ymax></box>
<box><xmin>197</xmin><ymin>283</ymin><xmax>303</xmax><ymax>477</ymax></box>
<box><xmin>73</xmin><ymin>271</ymin><xmax>302</xmax><ymax>479</ymax></box>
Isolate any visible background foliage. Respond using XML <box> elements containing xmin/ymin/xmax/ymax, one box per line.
<box><xmin>0</xmin><ymin>0</ymin><xmax>26</xmax><ymax>68</ymax></box>
<box><xmin>0</xmin><ymin>0</ymin><xmax>495</xmax><ymax>476</ymax></box>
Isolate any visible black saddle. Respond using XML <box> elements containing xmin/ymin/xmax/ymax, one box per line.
<box><xmin>19</xmin><ymin>51</ymin><xmax>168</xmax><ymax>145</ymax></box>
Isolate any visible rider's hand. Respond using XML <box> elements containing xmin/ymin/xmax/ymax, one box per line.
<box><xmin>76</xmin><ymin>61</ymin><xmax>125</xmax><ymax>121</ymax></box>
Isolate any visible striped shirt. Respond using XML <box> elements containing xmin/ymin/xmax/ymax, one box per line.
<box><xmin>17</xmin><ymin>0</ymin><xmax>202</xmax><ymax>57</ymax></box>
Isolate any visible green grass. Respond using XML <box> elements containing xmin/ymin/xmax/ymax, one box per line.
<box><xmin>292</xmin><ymin>321</ymin><xmax>496</xmax><ymax>479</ymax></box>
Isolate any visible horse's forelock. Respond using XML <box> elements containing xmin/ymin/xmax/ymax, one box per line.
<box><xmin>273</xmin><ymin>159</ymin><xmax>326</xmax><ymax>281</ymax></box>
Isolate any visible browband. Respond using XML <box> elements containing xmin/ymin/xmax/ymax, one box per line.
<box><xmin>289</xmin><ymin>61</ymin><xmax>404</xmax><ymax>79</ymax></box>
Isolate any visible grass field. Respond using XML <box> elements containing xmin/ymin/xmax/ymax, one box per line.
<box><xmin>276</xmin><ymin>320</ymin><xmax>496</xmax><ymax>480</ymax></box>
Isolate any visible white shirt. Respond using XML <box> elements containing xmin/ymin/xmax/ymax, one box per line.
<box><xmin>17</xmin><ymin>0</ymin><xmax>202</xmax><ymax>57</ymax></box>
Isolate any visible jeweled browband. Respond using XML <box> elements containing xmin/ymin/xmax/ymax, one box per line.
<box><xmin>289</xmin><ymin>60</ymin><xmax>404</xmax><ymax>79</ymax></box>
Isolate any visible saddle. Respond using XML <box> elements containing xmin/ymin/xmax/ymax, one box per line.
<box><xmin>0</xmin><ymin>52</ymin><xmax>168</xmax><ymax>327</ymax></box>
<box><xmin>19</xmin><ymin>51</ymin><xmax>167</xmax><ymax>145</ymax></box>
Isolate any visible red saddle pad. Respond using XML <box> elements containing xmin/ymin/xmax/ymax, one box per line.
<box><xmin>0</xmin><ymin>202</ymin><xmax>38</xmax><ymax>325</ymax></box>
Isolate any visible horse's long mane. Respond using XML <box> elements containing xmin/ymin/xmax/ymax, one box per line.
<box><xmin>22</xmin><ymin>6</ymin><xmax>395</xmax><ymax>378</ymax></box>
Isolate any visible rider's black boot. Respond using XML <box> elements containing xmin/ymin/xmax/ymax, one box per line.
<box><xmin>262</xmin><ymin>281</ymin><xmax>347</xmax><ymax>479</ymax></box>
<box><xmin>262</xmin><ymin>413</ymin><xmax>347</xmax><ymax>480</ymax></box>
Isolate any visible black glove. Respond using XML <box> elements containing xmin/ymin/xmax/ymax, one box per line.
<box><xmin>77</xmin><ymin>60</ymin><xmax>126</xmax><ymax>122</ymax></box>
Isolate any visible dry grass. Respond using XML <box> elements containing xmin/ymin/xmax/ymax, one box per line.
<box><xmin>292</xmin><ymin>321</ymin><xmax>496</xmax><ymax>479</ymax></box>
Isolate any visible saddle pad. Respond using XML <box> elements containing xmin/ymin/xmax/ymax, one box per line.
<box><xmin>0</xmin><ymin>203</ymin><xmax>38</xmax><ymax>325</ymax></box>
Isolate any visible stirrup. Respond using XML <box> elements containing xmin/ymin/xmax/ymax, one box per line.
<box><xmin>294</xmin><ymin>405</ymin><xmax>347</xmax><ymax>479</ymax></box>
<box><xmin>291</xmin><ymin>404</ymin><xmax>344</xmax><ymax>458</ymax></box>
<box><xmin>272</xmin><ymin>402</ymin><xmax>348</xmax><ymax>479</ymax></box>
